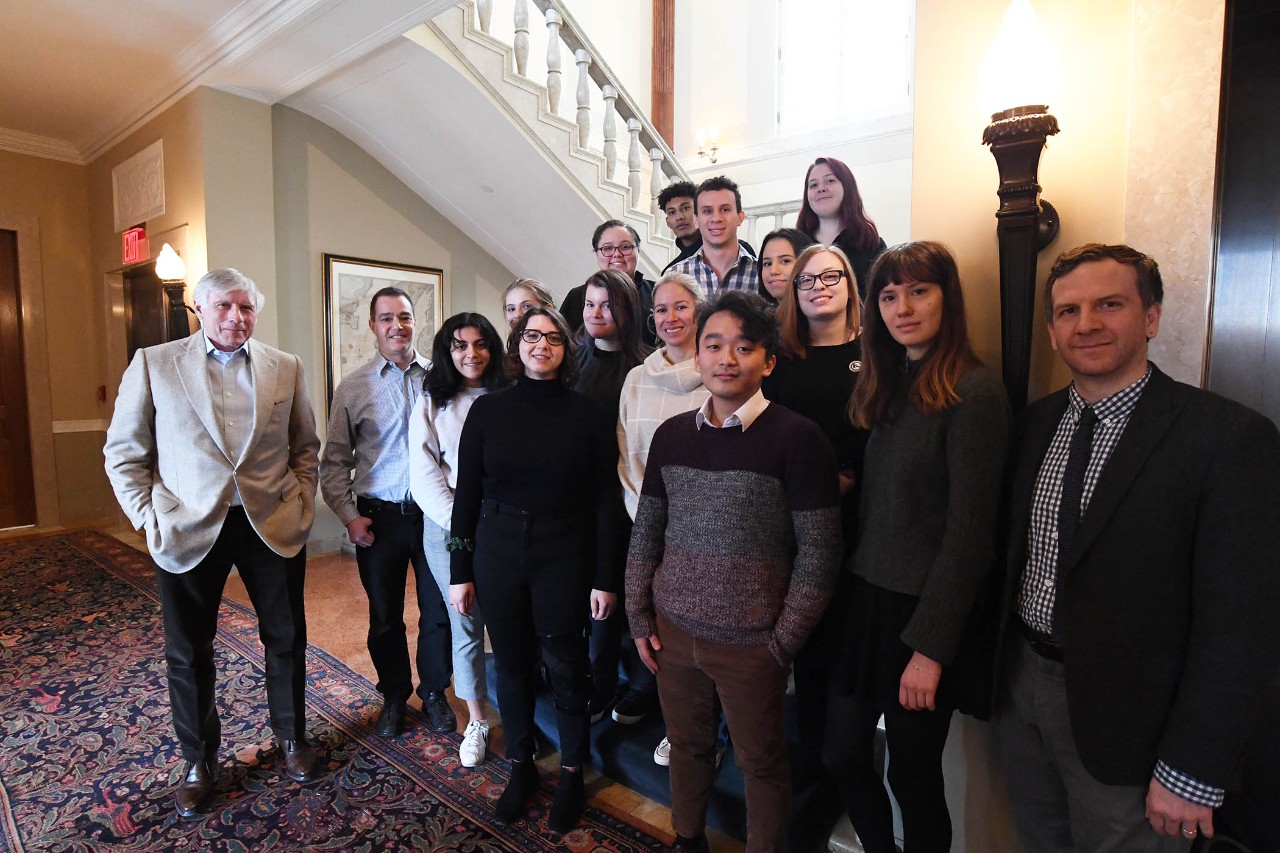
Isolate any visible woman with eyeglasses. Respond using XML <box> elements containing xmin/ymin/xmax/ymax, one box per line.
<box><xmin>826</xmin><ymin>242</ymin><xmax>1009</xmax><ymax>853</ymax></box>
<box><xmin>761</xmin><ymin>243</ymin><xmax>870</xmax><ymax>852</ymax></box>
<box><xmin>408</xmin><ymin>313</ymin><xmax>508</xmax><ymax>769</ymax></box>
<box><xmin>796</xmin><ymin>157</ymin><xmax>886</xmax><ymax>301</ymax></box>
<box><xmin>501</xmin><ymin>278</ymin><xmax>556</xmax><ymax>330</ymax></box>
<box><xmin>560</xmin><ymin>220</ymin><xmax>657</xmax><ymax>346</ymax></box>
<box><xmin>449</xmin><ymin>307</ymin><xmax>622</xmax><ymax>833</ymax></box>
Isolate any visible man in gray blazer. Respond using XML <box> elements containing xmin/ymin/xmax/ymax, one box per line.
<box><xmin>104</xmin><ymin>268</ymin><xmax>322</xmax><ymax>818</ymax></box>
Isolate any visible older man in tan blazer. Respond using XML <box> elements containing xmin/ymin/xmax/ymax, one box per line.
<box><xmin>104</xmin><ymin>267</ymin><xmax>322</xmax><ymax>818</ymax></box>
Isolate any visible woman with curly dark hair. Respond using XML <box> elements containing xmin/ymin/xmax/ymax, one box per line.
<box><xmin>409</xmin><ymin>312</ymin><xmax>508</xmax><ymax>769</ymax></box>
<box><xmin>449</xmin><ymin>307</ymin><xmax>621</xmax><ymax>833</ymax></box>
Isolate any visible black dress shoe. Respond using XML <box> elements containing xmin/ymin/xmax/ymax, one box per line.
<box><xmin>375</xmin><ymin>701</ymin><xmax>406</xmax><ymax>737</ymax></box>
<box><xmin>174</xmin><ymin>760</ymin><xmax>214</xmax><ymax>818</ymax></box>
<box><xmin>424</xmin><ymin>692</ymin><xmax>457</xmax><ymax>733</ymax></box>
<box><xmin>282</xmin><ymin>738</ymin><xmax>323</xmax><ymax>783</ymax></box>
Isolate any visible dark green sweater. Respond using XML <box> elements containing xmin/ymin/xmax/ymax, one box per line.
<box><xmin>851</xmin><ymin>364</ymin><xmax>1009</xmax><ymax>663</ymax></box>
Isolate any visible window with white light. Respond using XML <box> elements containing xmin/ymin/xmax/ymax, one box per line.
<box><xmin>776</xmin><ymin>0</ymin><xmax>915</xmax><ymax>135</ymax></box>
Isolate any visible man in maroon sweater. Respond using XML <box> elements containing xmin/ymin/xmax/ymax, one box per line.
<box><xmin>626</xmin><ymin>291</ymin><xmax>841</xmax><ymax>853</ymax></box>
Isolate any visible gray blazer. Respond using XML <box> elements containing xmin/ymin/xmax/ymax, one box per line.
<box><xmin>104</xmin><ymin>332</ymin><xmax>320</xmax><ymax>573</ymax></box>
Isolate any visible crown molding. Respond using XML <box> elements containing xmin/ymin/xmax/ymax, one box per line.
<box><xmin>81</xmin><ymin>0</ymin><xmax>340</xmax><ymax>163</ymax></box>
<box><xmin>0</xmin><ymin>127</ymin><xmax>85</xmax><ymax>165</ymax></box>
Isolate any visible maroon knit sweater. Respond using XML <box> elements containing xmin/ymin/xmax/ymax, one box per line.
<box><xmin>625</xmin><ymin>402</ymin><xmax>841</xmax><ymax>665</ymax></box>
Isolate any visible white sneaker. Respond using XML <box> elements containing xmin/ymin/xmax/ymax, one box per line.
<box><xmin>653</xmin><ymin>736</ymin><xmax>671</xmax><ymax>766</ymax></box>
<box><xmin>459</xmin><ymin>719</ymin><xmax>489</xmax><ymax>768</ymax></box>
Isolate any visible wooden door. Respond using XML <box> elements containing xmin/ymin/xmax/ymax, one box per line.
<box><xmin>0</xmin><ymin>228</ymin><xmax>36</xmax><ymax>528</ymax></box>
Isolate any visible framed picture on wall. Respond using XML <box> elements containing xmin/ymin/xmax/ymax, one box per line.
<box><xmin>322</xmin><ymin>253</ymin><xmax>444</xmax><ymax>407</ymax></box>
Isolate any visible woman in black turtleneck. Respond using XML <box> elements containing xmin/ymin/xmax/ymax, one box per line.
<box><xmin>449</xmin><ymin>307</ymin><xmax>620</xmax><ymax>833</ymax></box>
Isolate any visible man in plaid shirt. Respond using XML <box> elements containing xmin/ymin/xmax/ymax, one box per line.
<box><xmin>666</xmin><ymin>175</ymin><xmax>759</xmax><ymax>297</ymax></box>
<box><xmin>995</xmin><ymin>243</ymin><xmax>1280</xmax><ymax>851</ymax></box>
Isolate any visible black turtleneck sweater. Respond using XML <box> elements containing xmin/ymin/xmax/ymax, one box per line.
<box><xmin>449</xmin><ymin>375</ymin><xmax>622</xmax><ymax>590</ymax></box>
<box><xmin>574</xmin><ymin>342</ymin><xmax>643</xmax><ymax>415</ymax></box>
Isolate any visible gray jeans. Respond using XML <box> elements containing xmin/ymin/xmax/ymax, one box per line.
<box><xmin>995</xmin><ymin>637</ymin><xmax>1191</xmax><ymax>853</ymax></box>
<box><xmin>421</xmin><ymin>517</ymin><xmax>487</xmax><ymax>702</ymax></box>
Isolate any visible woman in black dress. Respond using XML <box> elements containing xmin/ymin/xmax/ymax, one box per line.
<box><xmin>762</xmin><ymin>243</ymin><xmax>869</xmax><ymax>852</ymax></box>
<box><xmin>450</xmin><ymin>307</ymin><xmax>621</xmax><ymax>833</ymax></box>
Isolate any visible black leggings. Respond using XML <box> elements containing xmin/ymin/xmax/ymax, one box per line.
<box><xmin>822</xmin><ymin>694</ymin><xmax>954</xmax><ymax>853</ymax></box>
<box><xmin>472</xmin><ymin>501</ymin><xmax>593</xmax><ymax>767</ymax></box>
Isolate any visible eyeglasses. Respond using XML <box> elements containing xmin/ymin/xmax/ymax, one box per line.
<box><xmin>519</xmin><ymin>329</ymin><xmax>566</xmax><ymax>346</ymax></box>
<box><xmin>794</xmin><ymin>269</ymin><xmax>847</xmax><ymax>290</ymax></box>
<box><xmin>596</xmin><ymin>243</ymin><xmax>637</xmax><ymax>257</ymax></box>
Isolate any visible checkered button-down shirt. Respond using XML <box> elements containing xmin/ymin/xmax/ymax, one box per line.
<box><xmin>1018</xmin><ymin>364</ymin><xmax>1223</xmax><ymax>807</ymax></box>
<box><xmin>667</xmin><ymin>242</ymin><xmax>759</xmax><ymax>297</ymax></box>
<box><xmin>319</xmin><ymin>352</ymin><xmax>430</xmax><ymax>525</ymax></box>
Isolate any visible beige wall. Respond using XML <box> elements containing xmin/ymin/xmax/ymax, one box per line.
<box><xmin>271</xmin><ymin>104</ymin><xmax>514</xmax><ymax>552</ymax></box>
<box><xmin>912</xmin><ymin>0</ymin><xmax>1222</xmax><ymax>401</ymax></box>
<box><xmin>0</xmin><ymin>151</ymin><xmax>96</xmax><ymax>420</ymax></box>
<box><xmin>203</xmin><ymin>90</ymin><xmax>280</xmax><ymax>344</ymax></box>
<box><xmin>1126</xmin><ymin>0</ymin><xmax>1224</xmax><ymax>385</ymax></box>
<box><xmin>0</xmin><ymin>149</ymin><xmax>110</xmax><ymax>526</ymax></box>
<box><xmin>88</xmin><ymin>88</ymin><xmax>209</xmax><ymax>386</ymax></box>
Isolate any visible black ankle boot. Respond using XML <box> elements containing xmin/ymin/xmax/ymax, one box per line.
<box><xmin>548</xmin><ymin>766</ymin><xmax>585</xmax><ymax>833</ymax></box>
<box><xmin>672</xmin><ymin>833</ymin><xmax>709</xmax><ymax>852</ymax></box>
<box><xmin>494</xmin><ymin>759</ymin><xmax>538</xmax><ymax>825</ymax></box>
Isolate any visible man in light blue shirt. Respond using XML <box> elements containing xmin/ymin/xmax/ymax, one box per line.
<box><xmin>320</xmin><ymin>287</ymin><xmax>455</xmax><ymax>738</ymax></box>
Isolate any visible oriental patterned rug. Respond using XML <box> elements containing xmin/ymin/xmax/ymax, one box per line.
<box><xmin>0</xmin><ymin>530</ymin><xmax>667</xmax><ymax>852</ymax></box>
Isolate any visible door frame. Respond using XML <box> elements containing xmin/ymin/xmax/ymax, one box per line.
<box><xmin>0</xmin><ymin>212</ymin><xmax>58</xmax><ymax>529</ymax></box>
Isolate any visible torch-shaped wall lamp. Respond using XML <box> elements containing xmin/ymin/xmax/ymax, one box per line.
<box><xmin>980</xmin><ymin>0</ymin><xmax>1062</xmax><ymax>410</ymax></box>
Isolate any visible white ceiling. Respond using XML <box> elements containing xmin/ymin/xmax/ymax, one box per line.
<box><xmin>0</xmin><ymin>0</ymin><xmax>457</xmax><ymax>163</ymax></box>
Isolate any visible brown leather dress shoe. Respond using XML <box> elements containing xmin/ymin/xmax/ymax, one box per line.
<box><xmin>282</xmin><ymin>738</ymin><xmax>323</xmax><ymax>783</ymax></box>
<box><xmin>174</xmin><ymin>760</ymin><xmax>214</xmax><ymax>818</ymax></box>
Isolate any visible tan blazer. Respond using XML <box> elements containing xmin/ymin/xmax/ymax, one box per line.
<box><xmin>104</xmin><ymin>332</ymin><xmax>321</xmax><ymax>573</ymax></box>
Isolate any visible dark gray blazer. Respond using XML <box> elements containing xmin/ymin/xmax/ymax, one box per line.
<box><xmin>997</xmin><ymin>364</ymin><xmax>1280</xmax><ymax>789</ymax></box>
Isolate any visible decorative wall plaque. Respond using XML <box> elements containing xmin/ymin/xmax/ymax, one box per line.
<box><xmin>112</xmin><ymin>140</ymin><xmax>165</xmax><ymax>232</ymax></box>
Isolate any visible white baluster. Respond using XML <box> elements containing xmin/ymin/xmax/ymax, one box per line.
<box><xmin>602</xmin><ymin>85</ymin><xmax>618</xmax><ymax>180</ymax></box>
<box><xmin>650</xmin><ymin>148</ymin><xmax>665</xmax><ymax>218</ymax></box>
<box><xmin>575</xmin><ymin>49</ymin><xmax>591</xmax><ymax>147</ymax></box>
<box><xmin>545</xmin><ymin>10</ymin><xmax>563</xmax><ymax>115</ymax></box>
<box><xmin>513</xmin><ymin>0</ymin><xmax>529</xmax><ymax>76</ymax></box>
<box><xmin>627</xmin><ymin>118</ymin><xmax>642</xmax><ymax>209</ymax></box>
<box><xmin>477</xmin><ymin>0</ymin><xmax>492</xmax><ymax>33</ymax></box>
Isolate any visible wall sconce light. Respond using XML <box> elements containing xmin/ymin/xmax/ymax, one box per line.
<box><xmin>154</xmin><ymin>242</ymin><xmax>193</xmax><ymax>341</ymax></box>
<box><xmin>979</xmin><ymin>0</ymin><xmax>1062</xmax><ymax>410</ymax></box>
<box><xmin>696</xmin><ymin>126</ymin><xmax>720</xmax><ymax>164</ymax></box>
<box><xmin>154</xmin><ymin>242</ymin><xmax>187</xmax><ymax>283</ymax></box>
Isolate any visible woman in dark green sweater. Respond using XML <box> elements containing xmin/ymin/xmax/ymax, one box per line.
<box><xmin>825</xmin><ymin>241</ymin><xmax>1010</xmax><ymax>853</ymax></box>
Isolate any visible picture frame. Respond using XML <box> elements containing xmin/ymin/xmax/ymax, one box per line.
<box><xmin>322</xmin><ymin>253</ymin><xmax>444</xmax><ymax>407</ymax></box>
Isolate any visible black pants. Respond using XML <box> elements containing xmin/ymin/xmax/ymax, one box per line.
<box><xmin>154</xmin><ymin>507</ymin><xmax>307</xmax><ymax>764</ymax></box>
<box><xmin>588</xmin><ymin>511</ymin><xmax>656</xmax><ymax>702</ymax></box>
<box><xmin>355</xmin><ymin>497</ymin><xmax>452</xmax><ymax>703</ymax></box>
<box><xmin>472</xmin><ymin>500</ymin><xmax>592</xmax><ymax>767</ymax></box>
<box><xmin>823</xmin><ymin>694</ymin><xmax>954</xmax><ymax>853</ymax></box>
<box><xmin>786</xmin><ymin>618</ymin><xmax>846</xmax><ymax>853</ymax></box>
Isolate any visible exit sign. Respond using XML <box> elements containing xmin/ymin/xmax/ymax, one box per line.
<box><xmin>122</xmin><ymin>227</ymin><xmax>148</xmax><ymax>266</ymax></box>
